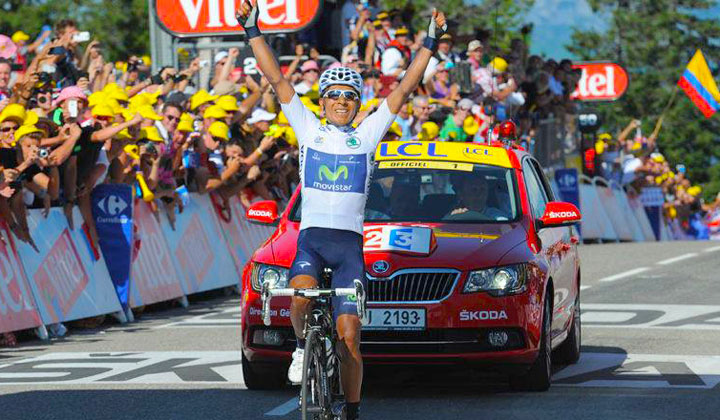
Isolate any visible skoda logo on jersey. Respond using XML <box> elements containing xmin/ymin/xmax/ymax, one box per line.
<box><xmin>346</xmin><ymin>136</ymin><xmax>361</xmax><ymax>149</ymax></box>
<box><xmin>372</xmin><ymin>260</ymin><xmax>390</xmax><ymax>274</ymax></box>
<box><xmin>314</xmin><ymin>136</ymin><xmax>324</xmax><ymax>144</ymax></box>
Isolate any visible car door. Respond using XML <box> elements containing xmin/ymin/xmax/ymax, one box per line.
<box><xmin>522</xmin><ymin>158</ymin><xmax>566</xmax><ymax>337</ymax></box>
<box><xmin>531</xmin><ymin>159</ymin><xmax>576</xmax><ymax>337</ymax></box>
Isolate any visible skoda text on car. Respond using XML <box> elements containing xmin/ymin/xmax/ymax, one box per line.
<box><xmin>240</xmin><ymin>141</ymin><xmax>582</xmax><ymax>391</ymax></box>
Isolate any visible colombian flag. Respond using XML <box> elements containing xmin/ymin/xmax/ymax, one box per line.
<box><xmin>678</xmin><ymin>50</ymin><xmax>720</xmax><ymax>118</ymax></box>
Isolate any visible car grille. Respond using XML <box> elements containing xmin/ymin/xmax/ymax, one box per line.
<box><xmin>367</xmin><ymin>270</ymin><xmax>459</xmax><ymax>303</ymax></box>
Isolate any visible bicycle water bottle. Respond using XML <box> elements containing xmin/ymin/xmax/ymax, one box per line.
<box><xmin>325</xmin><ymin>336</ymin><xmax>335</xmax><ymax>378</ymax></box>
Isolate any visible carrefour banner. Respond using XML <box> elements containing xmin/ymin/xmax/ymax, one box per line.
<box><xmin>92</xmin><ymin>184</ymin><xmax>134</xmax><ymax>309</ymax></box>
<box><xmin>15</xmin><ymin>208</ymin><xmax>123</xmax><ymax>324</ymax></box>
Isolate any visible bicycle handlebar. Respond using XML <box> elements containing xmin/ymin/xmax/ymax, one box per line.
<box><xmin>261</xmin><ymin>279</ymin><xmax>368</xmax><ymax>327</ymax></box>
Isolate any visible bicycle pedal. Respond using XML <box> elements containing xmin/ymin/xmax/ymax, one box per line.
<box><xmin>330</xmin><ymin>400</ymin><xmax>345</xmax><ymax>417</ymax></box>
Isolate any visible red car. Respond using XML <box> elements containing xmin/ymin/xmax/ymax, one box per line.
<box><xmin>240</xmin><ymin>141</ymin><xmax>582</xmax><ymax>391</ymax></box>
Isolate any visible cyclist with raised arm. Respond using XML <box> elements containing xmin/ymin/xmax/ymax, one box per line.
<box><xmin>236</xmin><ymin>2</ymin><xmax>446</xmax><ymax>418</ymax></box>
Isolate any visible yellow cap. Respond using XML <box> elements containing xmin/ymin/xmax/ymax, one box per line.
<box><xmin>651</xmin><ymin>153</ymin><xmax>666</xmax><ymax>163</ymax></box>
<box><xmin>217</xmin><ymin>95</ymin><xmax>239</xmax><ymax>112</ymax></box>
<box><xmin>595</xmin><ymin>139</ymin><xmax>605</xmax><ymax>154</ymax></box>
<box><xmin>277</xmin><ymin>112</ymin><xmax>289</xmax><ymax>125</ymax></box>
<box><xmin>203</xmin><ymin>104</ymin><xmax>228</xmax><ymax>119</ymax></box>
<box><xmin>463</xmin><ymin>117</ymin><xmax>480</xmax><ymax>136</ymax></box>
<box><xmin>208</xmin><ymin>121</ymin><xmax>230</xmax><ymax>140</ymax></box>
<box><xmin>387</xmin><ymin>122</ymin><xmax>403</xmax><ymax>137</ymax></box>
<box><xmin>92</xmin><ymin>104</ymin><xmax>115</xmax><ymax>118</ymax></box>
<box><xmin>489</xmin><ymin>57</ymin><xmax>508</xmax><ymax>73</ymax></box>
<box><xmin>360</xmin><ymin>97</ymin><xmax>381</xmax><ymax>112</ymax></box>
<box><xmin>284</xmin><ymin>128</ymin><xmax>298</xmax><ymax>146</ymax></box>
<box><xmin>106</xmin><ymin>87</ymin><xmax>129</xmax><ymax>102</ymax></box>
<box><xmin>88</xmin><ymin>91</ymin><xmax>108</xmax><ymax>107</ymax></box>
<box><xmin>177</xmin><ymin>120</ymin><xmax>194</xmax><ymax>133</ymax></box>
<box><xmin>0</xmin><ymin>104</ymin><xmax>26</xmax><ymax>124</ymax></box>
<box><xmin>373</xmin><ymin>20</ymin><xmax>382</xmax><ymax>28</ymax></box>
<box><xmin>687</xmin><ymin>185</ymin><xmax>702</xmax><ymax>197</ymax></box>
<box><xmin>141</xmin><ymin>55</ymin><xmax>152</xmax><ymax>67</ymax></box>
<box><xmin>395</xmin><ymin>27</ymin><xmax>409</xmax><ymax>36</ymax></box>
<box><xmin>418</xmin><ymin>122</ymin><xmax>439</xmax><ymax>141</ymax></box>
<box><xmin>104</xmin><ymin>98</ymin><xmax>122</xmax><ymax>114</ymax></box>
<box><xmin>14</xmin><ymin>125</ymin><xmax>42</xmax><ymax>141</ymax></box>
<box><xmin>12</xmin><ymin>31</ymin><xmax>30</xmax><ymax>43</ymax></box>
<box><xmin>23</xmin><ymin>110</ymin><xmax>39</xmax><ymax>127</ymax></box>
<box><xmin>190</xmin><ymin>89</ymin><xmax>218</xmax><ymax>110</ymax></box>
<box><xmin>180</xmin><ymin>113</ymin><xmax>194</xmax><ymax>122</ymax></box>
<box><xmin>140</xmin><ymin>126</ymin><xmax>164</xmax><ymax>142</ymax></box>
<box><xmin>377</xmin><ymin>11</ymin><xmax>389</xmax><ymax>19</ymax></box>
<box><xmin>137</xmin><ymin>105</ymin><xmax>163</xmax><ymax>121</ymax></box>
<box><xmin>598</xmin><ymin>132</ymin><xmax>612</xmax><ymax>141</ymax></box>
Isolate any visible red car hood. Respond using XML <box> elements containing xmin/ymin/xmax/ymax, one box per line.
<box><xmin>253</xmin><ymin>219</ymin><xmax>530</xmax><ymax>275</ymax></box>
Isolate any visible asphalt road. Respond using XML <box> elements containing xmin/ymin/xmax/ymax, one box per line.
<box><xmin>1</xmin><ymin>241</ymin><xmax>719</xmax><ymax>420</ymax></box>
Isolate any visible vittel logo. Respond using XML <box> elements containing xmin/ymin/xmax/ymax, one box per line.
<box><xmin>460</xmin><ymin>310</ymin><xmax>508</xmax><ymax>321</ymax></box>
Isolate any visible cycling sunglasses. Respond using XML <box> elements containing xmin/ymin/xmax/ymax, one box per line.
<box><xmin>322</xmin><ymin>90</ymin><xmax>359</xmax><ymax>101</ymax></box>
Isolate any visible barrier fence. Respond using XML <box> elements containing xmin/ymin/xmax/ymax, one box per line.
<box><xmin>551</xmin><ymin>168</ymin><xmax>684</xmax><ymax>243</ymax></box>
<box><xmin>0</xmin><ymin>190</ymin><xmax>274</xmax><ymax>337</ymax></box>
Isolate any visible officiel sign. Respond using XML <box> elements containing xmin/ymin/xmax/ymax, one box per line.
<box><xmin>155</xmin><ymin>0</ymin><xmax>321</xmax><ymax>37</ymax></box>
<box><xmin>570</xmin><ymin>62</ymin><xmax>629</xmax><ymax>101</ymax></box>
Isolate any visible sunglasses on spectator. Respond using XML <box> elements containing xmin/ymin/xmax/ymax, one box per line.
<box><xmin>0</xmin><ymin>125</ymin><xmax>18</xmax><ymax>133</ymax></box>
<box><xmin>164</xmin><ymin>114</ymin><xmax>180</xmax><ymax>122</ymax></box>
<box><xmin>323</xmin><ymin>90</ymin><xmax>359</xmax><ymax>101</ymax></box>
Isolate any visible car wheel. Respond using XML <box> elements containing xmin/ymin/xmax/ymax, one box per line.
<box><xmin>553</xmin><ymin>291</ymin><xmax>581</xmax><ymax>365</ymax></box>
<box><xmin>509</xmin><ymin>291</ymin><xmax>552</xmax><ymax>392</ymax></box>
<box><xmin>241</xmin><ymin>351</ymin><xmax>286</xmax><ymax>390</ymax></box>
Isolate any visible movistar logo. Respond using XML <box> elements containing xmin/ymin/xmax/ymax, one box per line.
<box><xmin>318</xmin><ymin>165</ymin><xmax>348</xmax><ymax>182</ymax></box>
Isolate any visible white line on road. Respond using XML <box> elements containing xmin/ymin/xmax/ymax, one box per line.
<box><xmin>580</xmin><ymin>285</ymin><xmax>592</xmax><ymax>291</ymax></box>
<box><xmin>703</xmin><ymin>245</ymin><xmax>720</xmax><ymax>253</ymax></box>
<box><xmin>656</xmin><ymin>253</ymin><xmax>698</xmax><ymax>266</ymax></box>
<box><xmin>599</xmin><ymin>267</ymin><xmax>650</xmax><ymax>282</ymax></box>
<box><xmin>265</xmin><ymin>398</ymin><xmax>298</xmax><ymax>416</ymax></box>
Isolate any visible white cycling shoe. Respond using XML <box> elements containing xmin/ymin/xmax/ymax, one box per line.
<box><xmin>288</xmin><ymin>348</ymin><xmax>304</xmax><ymax>384</ymax></box>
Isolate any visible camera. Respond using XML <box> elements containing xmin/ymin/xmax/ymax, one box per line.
<box><xmin>38</xmin><ymin>148</ymin><xmax>50</xmax><ymax>159</ymax></box>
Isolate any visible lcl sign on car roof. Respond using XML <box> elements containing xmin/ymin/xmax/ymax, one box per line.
<box><xmin>154</xmin><ymin>0</ymin><xmax>321</xmax><ymax>36</ymax></box>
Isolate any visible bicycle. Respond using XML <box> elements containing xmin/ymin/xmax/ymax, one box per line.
<box><xmin>261</xmin><ymin>273</ymin><xmax>367</xmax><ymax>420</ymax></box>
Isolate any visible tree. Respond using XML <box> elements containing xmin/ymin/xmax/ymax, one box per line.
<box><xmin>380</xmin><ymin>0</ymin><xmax>534</xmax><ymax>51</ymax></box>
<box><xmin>568</xmin><ymin>0</ymin><xmax>720</xmax><ymax>201</ymax></box>
<box><xmin>0</xmin><ymin>0</ymin><xmax>149</xmax><ymax>61</ymax></box>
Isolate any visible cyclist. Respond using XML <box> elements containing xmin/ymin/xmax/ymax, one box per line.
<box><xmin>236</xmin><ymin>2</ymin><xmax>447</xmax><ymax>418</ymax></box>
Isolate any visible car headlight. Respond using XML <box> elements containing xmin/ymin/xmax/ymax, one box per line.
<box><xmin>250</xmin><ymin>263</ymin><xmax>290</xmax><ymax>291</ymax></box>
<box><xmin>463</xmin><ymin>264</ymin><xmax>528</xmax><ymax>296</ymax></box>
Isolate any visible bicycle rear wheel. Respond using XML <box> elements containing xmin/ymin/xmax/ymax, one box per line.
<box><xmin>301</xmin><ymin>329</ymin><xmax>331</xmax><ymax>420</ymax></box>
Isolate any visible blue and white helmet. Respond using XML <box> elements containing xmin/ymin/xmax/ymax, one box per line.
<box><xmin>319</xmin><ymin>67</ymin><xmax>363</xmax><ymax>97</ymax></box>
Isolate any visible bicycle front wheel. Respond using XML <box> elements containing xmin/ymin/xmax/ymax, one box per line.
<box><xmin>300</xmin><ymin>329</ymin><xmax>331</xmax><ymax>420</ymax></box>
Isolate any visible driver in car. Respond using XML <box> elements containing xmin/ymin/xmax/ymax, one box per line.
<box><xmin>445</xmin><ymin>175</ymin><xmax>508</xmax><ymax>221</ymax></box>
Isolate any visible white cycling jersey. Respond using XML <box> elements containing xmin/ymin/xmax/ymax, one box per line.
<box><xmin>281</xmin><ymin>93</ymin><xmax>397</xmax><ymax>234</ymax></box>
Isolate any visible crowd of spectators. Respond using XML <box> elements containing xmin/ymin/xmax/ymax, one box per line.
<box><xmin>590</xmin><ymin>118</ymin><xmax>712</xmax><ymax>239</ymax></box>
<box><xmin>0</xmin><ymin>2</ymin><xmax>714</xmax><ymax>257</ymax></box>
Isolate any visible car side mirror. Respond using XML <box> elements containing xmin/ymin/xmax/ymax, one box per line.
<box><xmin>246</xmin><ymin>200</ymin><xmax>279</xmax><ymax>226</ymax></box>
<box><xmin>537</xmin><ymin>202</ymin><xmax>581</xmax><ymax>230</ymax></box>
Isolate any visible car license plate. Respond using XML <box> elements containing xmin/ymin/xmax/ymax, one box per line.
<box><xmin>364</xmin><ymin>308</ymin><xmax>426</xmax><ymax>330</ymax></box>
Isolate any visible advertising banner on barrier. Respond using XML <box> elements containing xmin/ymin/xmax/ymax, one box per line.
<box><xmin>555</xmin><ymin>168</ymin><xmax>581</xmax><ymax>211</ymax></box>
<box><xmin>130</xmin><ymin>201</ymin><xmax>186</xmax><ymax>307</ymax></box>
<box><xmin>16</xmin><ymin>209</ymin><xmax>123</xmax><ymax>324</ymax></box>
<box><xmin>92</xmin><ymin>184</ymin><xmax>133</xmax><ymax>309</ymax></box>
<box><xmin>159</xmin><ymin>193</ymin><xmax>240</xmax><ymax>294</ymax></box>
<box><xmin>0</xmin><ymin>223</ymin><xmax>43</xmax><ymax>334</ymax></box>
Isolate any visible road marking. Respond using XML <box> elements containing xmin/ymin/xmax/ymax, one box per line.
<box><xmin>703</xmin><ymin>245</ymin><xmax>720</xmax><ymax>253</ymax></box>
<box><xmin>554</xmin><ymin>353</ymin><xmax>720</xmax><ymax>389</ymax></box>
<box><xmin>155</xmin><ymin>307</ymin><xmax>241</xmax><ymax>328</ymax></box>
<box><xmin>582</xmin><ymin>303</ymin><xmax>720</xmax><ymax>330</ymax></box>
<box><xmin>656</xmin><ymin>253</ymin><xmax>698</xmax><ymax>266</ymax></box>
<box><xmin>580</xmin><ymin>285</ymin><xmax>592</xmax><ymax>291</ymax></box>
<box><xmin>598</xmin><ymin>267</ymin><xmax>650</xmax><ymax>282</ymax></box>
<box><xmin>0</xmin><ymin>352</ymin><xmax>243</xmax><ymax>385</ymax></box>
<box><xmin>265</xmin><ymin>398</ymin><xmax>298</xmax><ymax>416</ymax></box>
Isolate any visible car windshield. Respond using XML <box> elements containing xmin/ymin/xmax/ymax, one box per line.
<box><xmin>290</xmin><ymin>163</ymin><xmax>519</xmax><ymax>223</ymax></box>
